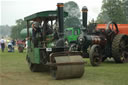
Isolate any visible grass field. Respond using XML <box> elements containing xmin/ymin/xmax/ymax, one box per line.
<box><xmin>0</xmin><ymin>49</ymin><xmax>128</xmax><ymax>85</ymax></box>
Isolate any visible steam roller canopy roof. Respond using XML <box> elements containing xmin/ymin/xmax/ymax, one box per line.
<box><xmin>24</xmin><ymin>10</ymin><xmax>68</xmax><ymax>21</ymax></box>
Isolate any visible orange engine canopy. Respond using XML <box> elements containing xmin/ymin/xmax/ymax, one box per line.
<box><xmin>96</xmin><ymin>24</ymin><xmax>128</xmax><ymax>35</ymax></box>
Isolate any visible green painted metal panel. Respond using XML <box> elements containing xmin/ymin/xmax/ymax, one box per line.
<box><xmin>24</xmin><ymin>10</ymin><xmax>68</xmax><ymax>21</ymax></box>
<box><xmin>27</xmin><ymin>42</ymin><xmax>40</xmax><ymax>64</ymax></box>
<box><xmin>34</xmin><ymin>48</ymin><xmax>40</xmax><ymax>64</ymax></box>
<box><xmin>27</xmin><ymin>41</ymin><xmax>34</xmax><ymax>63</ymax></box>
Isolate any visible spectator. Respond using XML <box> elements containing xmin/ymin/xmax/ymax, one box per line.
<box><xmin>11</xmin><ymin>39</ymin><xmax>16</xmax><ymax>46</ymax></box>
<box><xmin>11</xmin><ymin>39</ymin><xmax>15</xmax><ymax>51</ymax></box>
<box><xmin>0</xmin><ymin>37</ymin><xmax>6</xmax><ymax>52</ymax></box>
<box><xmin>8</xmin><ymin>41</ymin><xmax>14</xmax><ymax>52</ymax></box>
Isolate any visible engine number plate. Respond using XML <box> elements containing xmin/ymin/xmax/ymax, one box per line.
<box><xmin>46</xmin><ymin>48</ymin><xmax>52</xmax><ymax>52</ymax></box>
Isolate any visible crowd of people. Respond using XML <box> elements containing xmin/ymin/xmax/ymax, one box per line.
<box><xmin>0</xmin><ymin>37</ymin><xmax>26</xmax><ymax>52</ymax></box>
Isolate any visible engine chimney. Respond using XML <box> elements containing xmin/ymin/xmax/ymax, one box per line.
<box><xmin>82</xmin><ymin>6</ymin><xmax>88</xmax><ymax>28</ymax></box>
<box><xmin>57</xmin><ymin>3</ymin><xmax>64</xmax><ymax>38</ymax></box>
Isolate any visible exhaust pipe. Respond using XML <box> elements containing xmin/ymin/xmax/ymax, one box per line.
<box><xmin>57</xmin><ymin>3</ymin><xmax>64</xmax><ymax>38</ymax></box>
<box><xmin>82</xmin><ymin>6</ymin><xmax>88</xmax><ymax>28</ymax></box>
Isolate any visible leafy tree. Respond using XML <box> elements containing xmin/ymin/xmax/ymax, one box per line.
<box><xmin>122</xmin><ymin>0</ymin><xmax>128</xmax><ymax>22</ymax></box>
<box><xmin>64</xmin><ymin>17</ymin><xmax>81</xmax><ymax>28</ymax></box>
<box><xmin>64</xmin><ymin>1</ymin><xmax>81</xmax><ymax>28</ymax></box>
<box><xmin>11</xmin><ymin>19</ymin><xmax>26</xmax><ymax>39</ymax></box>
<box><xmin>64</xmin><ymin>1</ymin><xmax>81</xmax><ymax>18</ymax></box>
<box><xmin>96</xmin><ymin>0</ymin><xmax>127</xmax><ymax>24</ymax></box>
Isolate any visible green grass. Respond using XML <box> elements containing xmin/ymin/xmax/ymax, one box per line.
<box><xmin>0</xmin><ymin>49</ymin><xmax>128</xmax><ymax>85</ymax></box>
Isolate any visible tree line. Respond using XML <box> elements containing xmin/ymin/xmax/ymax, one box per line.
<box><xmin>0</xmin><ymin>0</ymin><xmax>127</xmax><ymax>39</ymax></box>
<box><xmin>96</xmin><ymin>0</ymin><xmax>128</xmax><ymax>24</ymax></box>
<box><xmin>0</xmin><ymin>25</ymin><xmax>11</xmax><ymax>38</ymax></box>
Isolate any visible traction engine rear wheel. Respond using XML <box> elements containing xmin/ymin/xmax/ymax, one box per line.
<box><xmin>29</xmin><ymin>63</ymin><xmax>41</xmax><ymax>72</ymax></box>
<box><xmin>112</xmin><ymin>34</ymin><xmax>128</xmax><ymax>63</ymax></box>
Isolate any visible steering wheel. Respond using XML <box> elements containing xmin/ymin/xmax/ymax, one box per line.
<box><xmin>105</xmin><ymin>21</ymin><xmax>119</xmax><ymax>36</ymax></box>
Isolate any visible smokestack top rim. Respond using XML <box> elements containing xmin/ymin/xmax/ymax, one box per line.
<box><xmin>82</xmin><ymin>6</ymin><xmax>88</xmax><ymax>12</ymax></box>
<box><xmin>57</xmin><ymin>3</ymin><xmax>64</xmax><ymax>7</ymax></box>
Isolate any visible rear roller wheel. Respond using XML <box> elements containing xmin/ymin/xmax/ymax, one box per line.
<box><xmin>50</xmin><ymin>55</ymin><xmax>84</xmax><ymax>79</ymax></box>
<box><xmin>26</xmin><ymin>55</ymin><xmax>39</xmax><ymax>72</ymax></box>
<box><xmin>89</xmin><ymin>45</ymin><xmax>102</xmax><ymax>66</ymax></box>
<box><xmin>29</xmin><ymin>63</ymin><xmax>41</xmax><ymax>72</ymax></box>
<box><xmin>26</xmin><ymin>55</ymin><xmax>48</xmax><ymax>72</ymax></box>
<box><xmin>29</xmin><ymin>63</ymin><xmax>49</xmax><ymax>72</ymax></box>
<box><xmin>112</xmin><ymin>34</ymin><xmax>128</xmax><ymax>63</ymax></box>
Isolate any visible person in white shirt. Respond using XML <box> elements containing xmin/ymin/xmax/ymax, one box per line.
<box><xmin>0</xmin><ymin>37</ymin><xmax>5</xmax><ymax>52</ymax></box>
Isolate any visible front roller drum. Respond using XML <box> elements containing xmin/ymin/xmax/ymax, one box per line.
<box><xmin>50</xmin><ymin>55</ymin><xmax>84</xmax><ymax>80</ymax></box>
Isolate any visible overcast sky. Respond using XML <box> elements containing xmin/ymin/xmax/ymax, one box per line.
<box><xmin>0</xmin><ymin>0</ymin><xmax>103</xmax><ymax>26</ymax></box>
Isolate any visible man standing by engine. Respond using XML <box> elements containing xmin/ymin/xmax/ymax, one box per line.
<box><xmin>0</xmin><ymin>37</ymin><xmax>6</xmax><ymax>52</ymax></box>
<box><xmin>32</xmin><ymin>17</ymin><xmax>42</xmax><ymax>47</ymax></box>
